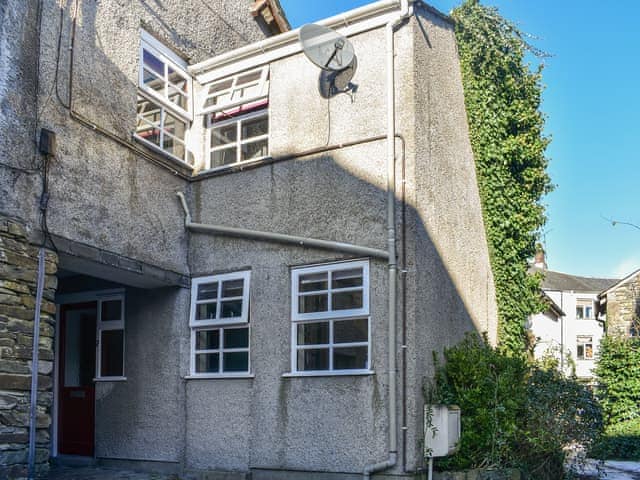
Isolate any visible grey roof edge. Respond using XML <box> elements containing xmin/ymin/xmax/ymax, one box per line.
<box><xmin>531</xmin><ymin>266</ymin><xmax>619</xmax><ymax>293</ymax></box>
<box><xmin>542</xmin><ymin>291</ymin><xmax>565</xmax><ymax>317</ymax></box>
<box><xmin>600</xmin><ymin>267</ymin><xmax>640</xmax><ymax>297</ymax></box>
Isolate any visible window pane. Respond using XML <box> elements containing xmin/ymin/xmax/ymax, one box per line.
<box><xmin>162</xmin><ymin>135</ymin><xmax>185</xmax><ymax>159</ymax></box>
<box><xmin>332</xmin><ymin>268</ymin><xmax>363</xmax><ymax>289</ymax></box>
<box><xmin>237</xmin><ymin>71</ymin><xmax>262</xmax><ymax>85</ymax></box>
<box><xmin>211</xmin><ymin>148</ymin><xmax>237</xmax><ymax>168</ymax></box>
<box><xmin>197</xmin><ymin>282</ymin><xmax>218</xmax><ymax>301</ymax></box>
<box><xmin>195</xmin><ymin>353</ymin><xmax>219</xmax><ymax>373</ymax></box>
<box><xmin>297</xmin><ymin>322</ymin><xmax>329</xmax><ymax>345</ymax></box>
<box><xmin>209</xmin><ymin>79</ymin><xmax>233</xmax><ymax>94</ymax></box>
<box><xmin>143</xmin><ymin>49</ymin><xmax>164</xmax><ymax>76</ymax></box>
<box><xmin>137</xmin><ymin>96</ymin><xmax>161</xmax><ymax>126</ymax></box>
<box><xmin>224</xmin><ymin>328</ymin><xmax>249</xmax><ymax>349</ymax></box>
<box><xmin>299</xmin><ymin>294</ymin><xmax>328</xmax><ymax>314</ymax></box>
<box><xmin>196</xmin><ymin>329</ymin><xmax>219</xmax><ymax>350</ymax></box>
<box><xmin>221</xmin><ymin>279</ymin><xmax>243</xmax><ymax>298</ymax></box>
<box><xmin>585</xmin><ymin>307</ymin><xmax>593</xmax><ymax>318</ymax></box>
<box><xmin>100</xmin><ymin>329</ymin><xmax>124</xmax><ymax>377</ymax></box>
<box><xmin>135</xmin><ymin>121</ymin><xmax>160</xmax><ymax>146</ymax></box>
<box><xmin>241</xmin><ymin>139</ymin><xmax>268</xmax><ymax>161</ymax></box>
<box><xmin>576</xmin><ymin>306</ymin><xmax>584</xmax><ymax>319</ymax></box>
<box><xmin>196</xmin><ymin>302</ymin><xmax>217</xmax><ymax>320</ymax></box>
<box><xmin>211</xmin><ymin>125</ymin><xmax>237</xmax><ymax>147</ymax></box>
<box><xmin>241</xmin><ymin>115</ymin><xmax>268</xmax><ymax>139</ymax></box>
<box><xmin>297</xmin><ymin>348</ymin><xmax>329</xmax><ymax>371</ymax></box>
<box><xmin>299</xmin><ymin>272</ymin><xmax>328</xmax><ymax>292</ymax></box>
<box><xmin>223</xmin><ymin>352</ymin><xmax>248</xmax><ymax>372</ymax></box>
<box><xmin>101</xmin><ymin>299</ymin><xmax>122</xmax><ymax>322</ymax></box>
<box><xmin>221</xmin><ymin>300</ymin><xmax>243</xmax><ymax>318</ymax></box>
<box><xmin>585</xmin><ymin>345</ymin><xmax>593</xmax><ymax>358</ymax></box>
<box><xmin>168</xmin><ymin>67</ymin><xmax>188</xmax><ymax>92</ymax></box>
<box><xmin>334</xmin><ymin>346</ymin><xmax>367</xmax><ymax>370</ymax></box>
<box><xmin>168</xmin><ymin>85</ymin><xmax>188</xmax><ymax>110</ymax></box>
<box><xmin>577</xmin><ymin>345</ymin><xmax>584</xmax><ymax>359</ymax></box>
<box><xmin>332</xmin><ymin>291</ymin><xmax>363</xmax><ymax>310</ymax></box>
<box><xmin>142</xmin><ymin>68</ymin><xmax>164</xmax><ymax>96</ymax></box>
<box><xmin>334</xmin><ymin>318</ymin><xmax>368</xmax><ymax>343</ymax></box>
<box><xmin>164</xmin><ymin>113</ymin><xmax>186</xmax><ymax>140</ymax></box>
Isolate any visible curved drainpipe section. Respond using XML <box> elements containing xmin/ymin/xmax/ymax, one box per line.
<box><xmin>364</xmin><ymin>1</ymin><xmax>411</xmax><ymax>478</ymax></box>
<box><xmin>176</xmin><ymin>192</ymin><xmax>389</xmax><ymax>260</ymax></box>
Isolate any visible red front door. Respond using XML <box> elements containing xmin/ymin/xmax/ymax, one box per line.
<box><xmin>58</xmin><ymin>302</ymin><xmax>97</xmax><ymax>456</ymax></box>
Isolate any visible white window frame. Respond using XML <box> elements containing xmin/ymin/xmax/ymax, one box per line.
<box><xmin>190</xmin><ymin>325</ymin><xmax>251</xmax><ymax>377</ymax></box>
<box><xmin>96</xmin><ymin>294</ymin><xmax>126</xmax><ymax>380</ymax></box>
<box><xmin>190</xmin><ymin>271</ymin><xmax>251</xmax><ymax>327</ymax></box>
<box><xmin>292</xmin><ymin>260</ymin><xmax>370</xmax><ymax>322</ymax></box>
<box><xmin>201</xmin><ymin>66</ymin><xmax>269</xmax><ymax>115</ymax></box>
<box><xmin>290</xmin><ymin>260</ymin><xmax>371</xmax><ymax>375</ymax></box>
<box><xmin>206</xmin><ymin>109</ymin><xmax>269</xmax><ymax>171</ymax></box>
<box><xmin>576</xmin><ymin>299</ymin><xmax>594</xmax><ymax>320</ymax></box>
<box><xmin>138</xmin><ymin>30</ymin><xmax>192</xmax><ymax>121</ymax></box>
<box><xmin>189</xmin><ymin>271</ymin><xmax>252</xmax><ymax>378</ymax></box>
<box><xmin>135</xmin><ymin>93</ymin><xmax>190</xmax><ymax>164</ymax></box>
<box><xmin>576</xmin><ymin>335</ymin><xmax>594</xmax><ymax>360</ymax></box>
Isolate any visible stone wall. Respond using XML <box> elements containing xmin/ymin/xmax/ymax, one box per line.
<box><xmin>605</xmin><ymin>275</ymin><xmax>640</xmax><ymax>337</ymax></box>
<box><xmin>0</xmin><ymin>216</ymin><xmax>58</xmax><ymax>479</ymax></box>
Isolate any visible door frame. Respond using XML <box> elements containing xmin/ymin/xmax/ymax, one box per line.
<box><xmin>52</xmin><ymin>288</ymin><xmax>124</xmax><ymax>457</ymax></box>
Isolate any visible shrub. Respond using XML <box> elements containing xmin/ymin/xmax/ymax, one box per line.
<box><xmin>590</xmin><ymin>418</ymin><xmax>640</xmax><ymax>460</ymax></box>
<box><xmin>594</xmin><ymin>336</ymin><xmax>640</xmax><ymax>424</ymax></box>
<box><xmin>428</xmin><ymin>334</ymin><xmax>603</xmax><ymax>479</ymax></box>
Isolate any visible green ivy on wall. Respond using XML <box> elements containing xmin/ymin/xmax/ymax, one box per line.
<box><xmin>451</xmin><ymin>0</ymin><xmax>553</xmax><ymax>354</ymax></box>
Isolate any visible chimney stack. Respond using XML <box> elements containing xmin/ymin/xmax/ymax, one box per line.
<box><xmin>534</xmin><ymin>249</ymin><xmax>547</xmax><ymax>270</ymax></box>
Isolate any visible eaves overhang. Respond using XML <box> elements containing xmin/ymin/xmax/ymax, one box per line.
<box><xmin>190</xmin><ymin>0</ymin><xmax>451</xmax><ymax>85</ymax></box>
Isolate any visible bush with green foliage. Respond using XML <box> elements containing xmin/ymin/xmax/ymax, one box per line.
<box><xmin>591</xmin><ymin>336</ymin><xmax>640</xmax><ymax>460</ymax></box>
<box><xmin>594</xmin><ymin>336</ymin><xmax>640</xmax><ymax>424</ymax></box>
<box><xmin>427</xmin><ymin>334</ymin><xmax>603</xmax><ymax>479</ymax></box>
<box><xmin>451</xmin><ymin>0</ymin><xmax>553</xmax><ymax>355</ymax></box>
<box><xmin>590</xmin><ymin>418</ymin><xmax>640</xmax><ymax>460</ymax></box>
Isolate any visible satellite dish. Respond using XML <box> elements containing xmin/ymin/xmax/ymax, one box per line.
<box><xmin>319</xmin><ymin>56</ymin><xmax>358</xmax><ymax>98</ymax></box>
<box><xmin>300</xmin><ymin>24</ymin><xmax>355</xmax><ymax>71</ymax></box>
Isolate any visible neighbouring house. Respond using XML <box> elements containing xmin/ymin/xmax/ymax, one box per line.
<box><xmin>598</xmin><ymin>268</ymin><xmax>640</xmax><ymax>338</ymax></box>
<box><xmin>0</xmin><ymin>1</ymin><xmax>498</xmax><ymax>479</ymax></box>
<box><xmin>529</xmin><ymin>254</ymin><xmax>617</xmax><ymax>380</ymax></box>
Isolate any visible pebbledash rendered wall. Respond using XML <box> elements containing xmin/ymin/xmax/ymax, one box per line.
<box><xmin>1</xmin><ymin>1</ymin><xmax>497</xmax><ymax>479</ymax></box>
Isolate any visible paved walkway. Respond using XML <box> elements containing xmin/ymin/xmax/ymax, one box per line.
<box><xmin>577</xmin><ymin>460</ymin><xmax>640</xmax><ymax>479</ymax></box>
<box><xmin>47</xmin><ymin>465</ymin><xmax>179</xmax><ymax>480</ymax></box>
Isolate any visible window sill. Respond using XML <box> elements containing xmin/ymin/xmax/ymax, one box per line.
<box><xmin>93</xmin><ymin>377</ymin><xmax>127</xmax><ymax>382</ymax></box>
<box><xmin>132</xmin><ymin>134</ymin><xmax>194</xmax><ymax>171</ymax></box>
<box><xmin>282</xmin><ymin>370</ymin><xmax>374</xmax><ymax>378</ymax></box>
<box><xmin>197</xmin><ymin>156</ymin><xmax>270</xmax><ymax>176</ymax></box>
<box><xmin>185</xmin><ymin>373</ymin><xmax>255</xmax><ymax>380</ymax></box>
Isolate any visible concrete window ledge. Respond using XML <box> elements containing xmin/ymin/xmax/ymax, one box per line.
<box><xmin>282</xmin><ymin>370</ymin><xmax>375</xmax><ymax>378</ymax></box>
<box><xmin>184</xmin><ymin>374</ymin><xmax>255</xmax><ymax>380</ymax></box>
<box><xmin>93</xmin><ymin>377</ymin><xmax>127</xmax><ymax>382</ymax></box>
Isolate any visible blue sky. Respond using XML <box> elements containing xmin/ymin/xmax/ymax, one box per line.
<box><xmin>280</xmin><ymin>0</ymin><xmax>640</xmax><ymax>279</ymax></box>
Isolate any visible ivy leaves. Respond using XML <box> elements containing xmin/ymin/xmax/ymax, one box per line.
<box><xmin>452</xmin><ymin>1</ymin><xmax>552</xmax><ymax>354</ymax></box>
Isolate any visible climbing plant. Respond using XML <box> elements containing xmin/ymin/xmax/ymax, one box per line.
<box><xmin>451</xmin><ymin>0</ymin><xmax>553</xmax><ymax>354</ymax></box>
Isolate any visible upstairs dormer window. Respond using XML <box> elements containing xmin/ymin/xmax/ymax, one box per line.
<box><xmin>135</xmin><ymin>31</ymin><xmax>193</xmax><ymax>165</ymax></box>
<box><xmin>138</xmin><ymin>31</ymin><xmax>191</xmax><ymax>119</ymax></box>
<box><xmin>202</xmin><ymin>66</ymin><xmax>269</xmax><ymax>115</ymax></box>
<box><xmin>203</xmin><ymin>66</ymin><xmax>270</xmax><ymax>171</ymax></box>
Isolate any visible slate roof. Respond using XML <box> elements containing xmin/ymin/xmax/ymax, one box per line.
<box><xmin>531</xmin><ymin>267</ymin><xmax>619</xmax><ymax>293</ymax></box>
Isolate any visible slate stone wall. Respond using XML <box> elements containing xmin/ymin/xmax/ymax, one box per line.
<box><xmin>0</xmin><ymin>216</ymin><xmax>58</xmax><ymax>479</ymax></box>
<box><xmin>606</xmin><ymin>276</ymin><xmax>640</xmax><ymax>337</ymax></box>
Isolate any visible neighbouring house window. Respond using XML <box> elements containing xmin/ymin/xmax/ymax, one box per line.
<box><xmin>135</xmin><ymin>30</ymin><xmax>192</xmax><ymax>164</ymax></box>
<box><xmin>190</xmin><ymin>271</ymin><xmax>251</xmax><ymax>375</ymax></box>
<box><xmin>576</xmin><ymin>299</ymin><xmax>594</xmax><ymax>319</ymax></box>
<box><xmin>96</xmin><ymin>296</ymin><xmax>125</xmax><ymax>378</ymax></box>
<box><xmin>291</xmin><ymin>260</ymin><xmax>370</xmax><ymax>373</ymax></box>
<box><xmin>203</xmin><ymin>66</ymin><xmax>270</xmax><ymax>170</ymax></box>
<box><xmin>576</xmin><ymin>335</ymin><xmax>594</xmax><ymax>360</ymax></box>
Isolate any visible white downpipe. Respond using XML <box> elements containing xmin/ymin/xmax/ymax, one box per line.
<box><xmin>27</xmin><ymin>247</ymin><xmax>46</xmax><ymax>479</ymax></box>
<box><xmin>364</xmin><ymin>0</ymin><xmax>410</xmax><ymax>478</ymax></box>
